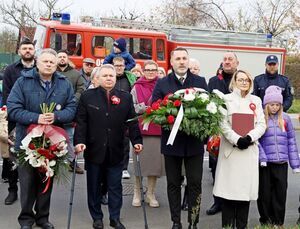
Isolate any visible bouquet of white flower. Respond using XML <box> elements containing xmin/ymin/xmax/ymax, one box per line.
<box><xmin>142</xmin><ymin>88</ymin><xmax>226</xmax><ymax>144</ymax></box>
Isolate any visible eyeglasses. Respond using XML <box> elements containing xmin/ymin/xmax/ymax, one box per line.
<box><xmin>144</xmin><ymin>69</ymin><xmax>157</xmax><ymax>73</ymax></box>
<box><xmin>236</xmin><ymin>78</ymin><xmax>251</xmax><ymax>84</ymax></box>
<box><xmin>267</xmin><ymin>63</ymin><xmax>277</xmax><ymax>66</ymax></box>
<box><xmin>84</xmin><ymin>63</ymin><xmax>94</xmax><ymax>67</ymax></box>
<box><xmin>114</xmin><ymin>64</ymin><xmax>125</xmax><ymax>68</ymax></box>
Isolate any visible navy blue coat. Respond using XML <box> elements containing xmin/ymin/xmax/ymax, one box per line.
<box><xmin>253</xmin><ymin>71</ymin><xmax>293</xmax><ymax>111</ymax></box>
<box><xmin>7</xmin><ymin>68</ymin><xmax>77</xmax><ymax>150</ymax></box>
<box><xmin>74</xmin><ymin>87</ymin><xmax>142</xmax><ymax>165</ymax></box>
<box><xmin>152</xmin><ymin>70</ymin><xmax>208</xmax><ymax>157</ymax></box>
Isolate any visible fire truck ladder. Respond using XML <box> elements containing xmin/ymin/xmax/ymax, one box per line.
<box><xmin>94</xmin><ymin>17</ymin><xmax>173</xmax><ymax>34</ymax></box>
<box><xmin>97</xmin><ymin>17</ymin><xmax>269</xmax><ymax>47</ymax></box>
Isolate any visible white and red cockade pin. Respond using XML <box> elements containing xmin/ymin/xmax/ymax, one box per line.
<box><xmin>249</xmin><ymin>103</ymin><xmax>256</xmax><ymax>117</ymax></box>
<box><xmin>111</xmin><ymin>95</ymin><xmax>121</xmax><ymax>105</ymax></box>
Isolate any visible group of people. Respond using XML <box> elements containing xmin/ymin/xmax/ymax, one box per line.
<box><xmin>0</xmin><ymin>35</ymin><xmax>299</xmax><ymax>229</ymax></box>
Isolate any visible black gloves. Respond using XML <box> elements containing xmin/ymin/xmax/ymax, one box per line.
<box><xmin>237</xmin><ymin>135</ymin><xmax>252</xmax><ymax>150</ymax></box>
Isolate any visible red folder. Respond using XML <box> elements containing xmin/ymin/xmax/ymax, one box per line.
<box><xmin>232</xmin><ymin>113</ymin><xmax>254</xmax><ymax>137</ymax></box>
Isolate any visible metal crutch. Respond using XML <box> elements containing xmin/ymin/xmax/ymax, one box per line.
<box><xmin>136</xmin><ymin>154</ymin><xmax>149</xmax><ymax>229</ymax></box>
<box><xmin>67</xmin><ymin>154</ymin><xmax>78</xmax><ymax>229</ymax></box>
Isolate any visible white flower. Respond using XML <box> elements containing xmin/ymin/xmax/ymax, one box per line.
<box><xmin>29</xmin><ymin>157</ymin><xmax>42</xmax><ymax>167</ymax></box>
<box><xmin>199</xmin><ymin>93</ymin><xmax>209</xmax><ymax>102</ymax></box>
<box><xmin>49</xmin><ymin>160</ymin><xmax>56</xmax><ymax>167</ymax></box>
<box><xmin>212</xmin><ymin>89</ymin><xmax>225</xmax><ymax>99</ymax></box>
<box><xmin>193</xmin><ymin>88</ymin><xmax>207</xmax><ymax>93</ymax></box>
<box><xmin>206</xmin><ymin>102</ymin><xmax>218</xmax><ymax>114</ymax></box>
<box><xmin>183</xmin><ymin>93</ymin><xmax>195</xmax><ymax>101</ymax></box>
<box><xmin>174</xmin><ymin>89</ymin><xmax>188</xmax><ymax>95</ymax></box>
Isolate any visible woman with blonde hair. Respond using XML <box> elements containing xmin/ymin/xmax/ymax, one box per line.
<box><xmin>213</xmin><ymin>70</ymin><xmax>266</xmax><ymax>229</ymax></box>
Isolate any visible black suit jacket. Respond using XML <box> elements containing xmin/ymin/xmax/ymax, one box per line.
<box><xmin>74</xmin><ymin>87</ymin><xmax>142</xmax><ymax>165</ymax></box>
<box><xmin>152</xmin><ymin>70</ymin><xmax>208</xmax><ymax>157</ymax></box>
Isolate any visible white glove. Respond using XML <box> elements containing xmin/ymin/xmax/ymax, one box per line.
<box><xmin>292</xmin><ymin>168</ymin><xmax>300</xmax><ymax>174</ymax></box>
<box><xmin>260</xmin><ymin>162</ymin><xmax>267</xmax><ymax>167</ymax></box>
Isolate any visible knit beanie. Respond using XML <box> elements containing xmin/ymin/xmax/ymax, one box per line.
<box><xmin>263</xmin><ymin>85</ymin><xmax>283</xmax><ymax>105</ymax></box>
<box><xmin>113</xmin><ymin>38</ymin><xmax>127</xmax><ymax>52</ymax></box>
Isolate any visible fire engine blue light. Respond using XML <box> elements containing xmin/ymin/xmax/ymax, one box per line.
<box><xmin>52</xmin><ymin>13</ymin><xmax>61</xmax><ymax>21</ymax></box>
<box><xmin>61</xmin><ymin>13</ymin><xmax>71</xmax><ymax>25</ymax></box>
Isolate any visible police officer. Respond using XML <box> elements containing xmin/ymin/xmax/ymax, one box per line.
<box><xmin>253</xmin><ymin>55</ymin><xmax>293</xmax><ymax>112</ymax></box>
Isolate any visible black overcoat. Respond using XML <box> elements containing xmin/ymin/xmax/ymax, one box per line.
<box><xmin>74</xmin><ymin>87</ymin><xmax>142</xmax><ymax>165</ymax></box>
<box><xmin>152</xmin><ymin>70</ymin><xmax>208</xmax><ymax>157</ymax></box>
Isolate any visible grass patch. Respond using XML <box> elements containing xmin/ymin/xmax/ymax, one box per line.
<box><xmin>288</xmin><ymin>99</ymin><xmax>300</xmax><ymax>113</ymax></box>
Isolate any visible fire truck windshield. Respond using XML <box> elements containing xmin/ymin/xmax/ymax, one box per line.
<box><xmin>33</xmin><ymin>25</ymin><xmax>46</xmax><ymax>55</ymax></box>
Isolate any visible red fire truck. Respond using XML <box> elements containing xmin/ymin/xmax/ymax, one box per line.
<box><xmin>33</xmin><ymin>15</ymin><xmax>286</xmax><ymax>80</ymax></box>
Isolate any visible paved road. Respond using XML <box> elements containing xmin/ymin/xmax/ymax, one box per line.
<box><xmin>0</xmin><ymin>129</ymin><xmax>300</xmax><ymax>228</ymax></box>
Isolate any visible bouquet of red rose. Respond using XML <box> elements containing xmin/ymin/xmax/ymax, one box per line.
<box><xmin>19</xmin><ymin>102</ymin><xmax>69</xmax><ymax>193</ymax></box>
<box><xmin>142</xmin><ymin>88</ymin><xmax>226</xmax><ymax>144</ymax></box>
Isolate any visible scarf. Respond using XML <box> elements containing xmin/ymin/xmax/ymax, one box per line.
<box><xmin>134</xmin><ymin>76</ymin><xmax>161</xmax><ymax>136</ymax></box>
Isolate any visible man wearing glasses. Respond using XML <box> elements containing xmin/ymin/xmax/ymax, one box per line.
<box><xmin>253</xmin><ymin>55</ymin><xmax>293</xmax><ymax>112</ymax></box>
<box><xmin>80</xmin><ymin>58</ymin><xmax>96</xmax><ymax>89</ymax></box>
<box><xmin>112</xmin><ymin>56</ymin><xmax>136</xmax><ymax>179</ymax></box>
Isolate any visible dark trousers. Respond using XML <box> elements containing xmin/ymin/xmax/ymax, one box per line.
<box><xmin>86</xmin><ymin>160</ymin><xmax>123</xmax><ymax>221</ymax></box>
<box><xmin>211</xmin><ymin>156</ymin><xmax>222</xmax><ymax>208</ymax></box>
<box><xmin>164</xmin><ymin>154</ymin><xmax>203</xmax><ymax>224</ymax></box>
<box><xmin>222</xmin><ymin>199</ymin><xmax>250</xmax><ymax>229</ymax></box>
<box><xmin>257</xmin><ymin>162</ymin><xmax>288</xmax><ymax>226</ymax></box>
<box><xmin>3</xmin><ymin>157</ymin><xmax>18</xmax><ymax>192</ymax></box>
<box><xmin>122</xmin><ymin>136</ymin><xmax>130</xmax><ymax>170</ymax></box>
<box><xmin>18</xmin><ymin>164</ymin><xmax>53</xmax><ymax>226</ymax></box>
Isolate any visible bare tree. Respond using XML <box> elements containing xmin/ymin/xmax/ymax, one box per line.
<box><xmin>118</xmin><ymin>7</ymin><xmax>144</xmax><ymax>21</ymax></box>
<box><xmin>152</xmin><ymin>0</ymin><xmax>206</xmax><ymax>26</ymax></box>
<box><xmin>0</xmin><ymin>28</ymin><xmax>18</xmax><ymax>53</ymax></box>
<box><xmin>253</xmin><ymin>0</ymin><xmax>297</xmax><ymax>37</ymax></box>
<box><xmin>0</xmin><ymin>0</ymin><xmax>72</xmax><ymax>39</ymax></box>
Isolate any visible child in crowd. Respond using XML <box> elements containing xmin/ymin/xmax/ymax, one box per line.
<box><xmin>258</xmin><ymin>85</ymin><xmax>300</xmax><ymax>227</ymax></box>
<box><xmin>131</xmin><ymin>64</ymin><xmax>143</xmax><ymax>79</ymax></box>
<box><xmin>103</xmin><ymin>37</ymin><xmax>136</xmax><ymax>70</ymax></box>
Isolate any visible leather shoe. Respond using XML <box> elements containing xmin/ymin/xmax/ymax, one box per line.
<box><xmin>36</xmin><ymin>222</ymin><xmax>54</xmax><ymax>229</ymax></box>
<box><xmin>101</xmin><ymin>194</ymin><xmax>108</xmax><ymax>205</ymax></box>
<box><xmin>20</xmin><ymin>226</ymin><xmax>32</xmax><ymax>229</ymax></box>
<box><xmin>5</xmin><ymin>191</ymin><xmax>18</xmax><ymax>205</ymax></box>
<box><xmin>172</xmin><ymin>222</ymin><xmax>182</xmax><ymax>229</ymax></box>
<box><xmin>93</xmin><ymin>219</ymin><xmax>104</xmax><ymax>229</ymax></box>
<box><xmin>110</xmin><ymin>219</ymin><xmax>126</xmax><ymax>229</ymax></box>
<box><xmin>206</xmin><ymin>203</ymin><xmax>221</xmax><ymax>215</ymax></box>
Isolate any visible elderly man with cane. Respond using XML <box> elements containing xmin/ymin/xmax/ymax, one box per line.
<box><xmin>74</xmin><ymin>65</ymin><xmax>143</xmax><ymax>229</ymax></box>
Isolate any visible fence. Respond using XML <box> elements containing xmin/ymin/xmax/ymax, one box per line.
<box><xmin>0</xmin><ymin>53</ymin><xmax>19</xmax><ymax>68</ymax></box>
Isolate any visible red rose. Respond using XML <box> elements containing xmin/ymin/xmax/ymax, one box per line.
<box><xmin>173</xmin><ymin>100</ymin><xmax>181</xmax><ymax>107</ymax></box>
<box><xmin>151</xmin><ymin>102</ymin><xmax>160</xmax><ymax>110</ymax></box>
<box><xmin>163</xmin><ymin>93</ymin><xmax>173</xmax><ymax>100</ymax></box>
<box><xmin>156</xmin><ymin>99</ymin><xmax>162</xmax><ymax>104</ymax></box>
<box><xmin>185</xmin><ymin>89</ymin><xmax>189</xmax><ymax>94</ymax></box>
<box><xmin>146</xmin><ymin>107</ymin><xmax>152</xmax><ymax>114</ymax></box>
<box><xmin>0</xmin><ymin>106</ymin><xmax>6</xmax><ymax>111</ymax></box>
<box><xmin>162</xmin><ymin>99</ymin><xmax>169</xmax><ymax>106</ymax></box>
<box><xmin>28</xmin><ymin>143</ymin><xmax>36</xmax><ymax>150</ymax></box>
<box><xmin>37</xmin><ymin>148</ymin><xmax>56</xmax><ymax>160</ymax></box>
<box><xmin>111</xmin><ymin>95</ymin><xmax>121</xmax><ymax>105</ymax></box>
<box><xmin>167</xmin><ymin>115</ymin><xmax>175</xmax><ymax>124</ymax></box>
